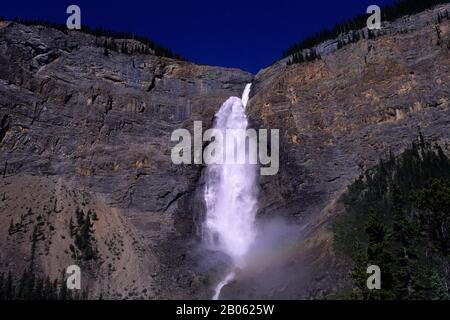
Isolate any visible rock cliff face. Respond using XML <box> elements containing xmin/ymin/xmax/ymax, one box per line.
<box><xmin>0</xmin><ymin>20</ymin><xmax>252</xmax><ymax>298</ymax></box>
<box><xmin>0</xmin><ymin>3</ymin><xmax>449</xmax><ymax>299</ymax></box>
<box><xmin>231</xmin><ymin>3</ymin><xmax>450</xmax><ymax>298</ymax></box>
<box><xmin>251</xmin><ymin>3</ymin><xmax>450</xmax><ymax>224</ymax></box>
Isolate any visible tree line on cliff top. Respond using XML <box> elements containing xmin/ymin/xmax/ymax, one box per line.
<box><xmin>284</xmin><ymin>0</ymin><xmax>450</xmax><ymax>65</ymax></box>
<box><xmin>0</xmin><ymin>16</ymin><xmax>183</xmax><ymax>60</ymax></box>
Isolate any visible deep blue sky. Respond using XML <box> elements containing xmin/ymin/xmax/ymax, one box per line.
<box><xmin>1</xmin><ymin>0</ymin><xmax>396</xmax><ymax>73</ymax></box>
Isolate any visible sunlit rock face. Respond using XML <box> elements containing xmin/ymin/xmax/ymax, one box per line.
<box><xmin>0</xmin><ymin>20</ymin><xmax>253</xmax><ymax>299</ymax></box>
<box><xmin>236</xmin><ymin>3</ymin><xmax>450</xmax><ymax>298</ymax></box>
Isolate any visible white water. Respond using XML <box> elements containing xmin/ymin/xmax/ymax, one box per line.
<box><xmin>203</xmin><ymin>83</ymin><xmax>258</xmax><ymax>300</ymax></box>
<box><xmin>241</xmin><ymin>83</ymin><xmax>252</xmax><ymax>108</ymax></box>
<box><xmin>212</xmin><ymin>271</ymin><xmax>235</xmax><ymax>300</ymax></box>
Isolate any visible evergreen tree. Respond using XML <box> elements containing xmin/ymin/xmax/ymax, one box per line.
<box><xmin>33</xmin><ymin>277</ymin><xmax>44</xmax><ymax>300</ymax></box>
<box><xmin>334</xmin><ymin>133</ymin><xmax>450</xmax><ymax>299</ymax></box>
<box><xmin>5</xmin><ymin>271</ymin><xmax>13</xmax><ymax>299</ymax></box>
<box><xmin>58</xmin><ymin>271</ymin><xmax>67</xmax><ymax>300</ymax></box>
<box><xmin>8</xmin><ymin>219</ymin><xmax>14</xmax><ymax>235</ymax></box>
<box><xmin>30</xmin><ymin>225</ymin><xmax>39</xmax><ymax>270</ymax></box>
<box><xmin>73</xmin><ymin>209</ymin><xmax>96</xmax><ymax>260</ymax></box>
<box><xmin>283</xmin><ymin>0</ymin><xmax>448</xmax><ymax>64</ymax></box>
<box><xmin>429</xmin><ymin>270</ymin><xmax>449</xmax><ymax>300</ymax></box>
<box><xmin>0</xmin><ymin>272</ymin><xmax>4</xmax><ymax>300</ymax></box>
<box><xmin>69</xmin><ymin>217</ymin><xmax>75</xmax><ymax>236</ymax></box>
<box><xmin>43</xmin><ymin>276</ymin><xmax>54</xmax><ymax>300</ymax></box>
<box><xmin>350</xmin><ymin>241</ymin><xmax>369</xmax><ymax>298</ymax></box>
<box><xmin>412</xmin><ymin>178</ymin><xmax>450</xmax><ymax>256</ymax></box>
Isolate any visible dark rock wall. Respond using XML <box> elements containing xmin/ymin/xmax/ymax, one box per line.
<box><xmin>0</xmin><ymin>20</ymin><xmax>252</xmax><ymax>298</ymax></box>
<box><xmin>237</xmin><ymin>3</ymin><xmax>450</xmax><ymax>298</ymax></box>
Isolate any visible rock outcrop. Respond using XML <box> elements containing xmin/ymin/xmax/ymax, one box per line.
<box><xmin>0</xmin><ymin>20</ymin><xmax>252</xmax><ymax>298</ymax></box>
<box><xmin>229</xmin><ymin>2</ymin><xmax>450</xmax><ymax>298</ymax></box>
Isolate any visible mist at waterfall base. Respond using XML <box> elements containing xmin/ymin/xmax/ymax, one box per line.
<box><xmin>200</xmin><ymin>84</ymin><xmax>305</xmax><ymax>300</ymax></box>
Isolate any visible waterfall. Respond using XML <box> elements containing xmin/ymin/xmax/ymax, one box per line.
<box><xmin>212</xmin><ymin>271</ymin><xmax>236</xmax><ymax>300</ymax></box>
<box><xmin>203</xmin><ymin>83</ymin><xmax>257</xmax><ymax>299</ymax></box>
<box><xmin>241</xmin><ymin>83</ymin><xmax>252</xmax><ymax>108</ymax></box>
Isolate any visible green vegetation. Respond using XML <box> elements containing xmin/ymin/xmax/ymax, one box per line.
<box><xmin>0</xmin><ymin>269</ymin><xmax>88</xmax><ymax>300</ymax></box>
<box><xmin>71</xmin><ymin>208</ymin><xmax>97</xmax><ymax>261</ymax></box>
<box><xmin>0</xmin><ymin>225</ymin><xmax>88</xmax><ymax>300</ymax></box>
<box><xmin>285</xmin><ymin>0</ymin><xmax>450</xmax><ymax>65</ymax></box>
<box><xmin>6</xmin><ymin>17</ymin><xmax>183</xmax><ymax>60</ymax></box>
<box><xmin>333</xmin><ymin>133</ymin><xmax>450</xmax><ymax>299</ymax></box>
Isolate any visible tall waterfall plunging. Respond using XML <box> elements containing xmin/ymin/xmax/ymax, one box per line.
<box><xmin>203</xmin><ymin>83</ymin><xmax>258</xmax><ymax>300</ymax></box>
